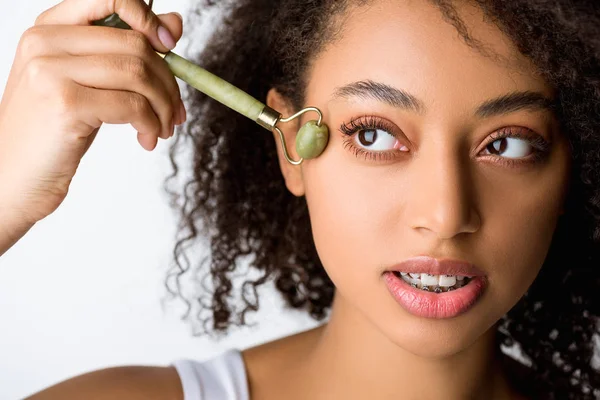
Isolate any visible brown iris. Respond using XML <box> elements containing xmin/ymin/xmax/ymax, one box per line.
<box><xmin>358</xmin><ymin>130</ymin><xmax>378</xmax><ymax>146</ymax></box>
<box><xmin>487</xmin><ymin>138</ymin><xmax>508</xmax><ymax>155</ymax></box>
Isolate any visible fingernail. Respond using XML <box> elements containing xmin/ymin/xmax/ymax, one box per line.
<box><xmin>157</xmin><ymin>25</ymin><xmax>176</xmax><ymax>50</ymax></box>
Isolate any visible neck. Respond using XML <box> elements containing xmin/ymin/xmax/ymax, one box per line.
<box><xmin>303</xmin><ymin>294</ymin><xmax>515</xmax><ymax>400</ymax></box>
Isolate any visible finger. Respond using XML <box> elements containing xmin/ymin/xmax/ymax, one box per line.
<box><xmin>157</xmin><ymin>12</ymin><xmax>183</xmax><ymax>44</ymax></box>
<box><xmin>35</xmin><ymin>0</ymin><xmax>179</xmax><ymax>53</ymax></box>
<box><xmin>156</xmin><ymin>12</ymin><xmax>184</xmax><ymax>121</ymax></box>
<box><xmin>49</xmin><ymin>54</ymin><xmax>175</xmax><ymax>139</ymax></box>
<box><xmin>77</xmin><ymin>85</ymin><xmax>163</xmax><ymax>141</ymax></box>
<box><xmin>24</xmin><ymin>58</ymin><xmax>163</xmax><ymax>140</ymax></box>
<box><xmin>17</xmin><ymin>24</ymin><xmax>183</xmax><ymax>124</ymax></box>
<box><xmin>137</xmin><ymin>132</ymin><xmax>158</xmax><ymax>151</ymax></box>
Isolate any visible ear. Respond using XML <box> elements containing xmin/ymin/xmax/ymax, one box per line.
<box><xmin>266</xmin><ymin>88</ymin><xmax>305</xmax><ymax>197</ymax></box>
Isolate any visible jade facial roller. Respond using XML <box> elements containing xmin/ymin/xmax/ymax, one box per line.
<box><xmin>93</xmin><ymin>4</ymin><xmax>329</xmax><ymax>165</ymax></box>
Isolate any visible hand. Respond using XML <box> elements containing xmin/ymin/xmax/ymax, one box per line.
<box><xmin>0</xmin><ymin>0</ymin><xmax>185</xmax><ymax>237</ymax></box>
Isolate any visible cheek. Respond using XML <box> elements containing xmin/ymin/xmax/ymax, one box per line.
<box><xmin>482</xmin><ymin>210</ymin><xmax>553</xmax><ymax>309</ymax></box>
<box><xmin>302</xmin><ymin>150</ymin><xmax>396</xmax><ymax>286</ymax></box>
<box><xmin>472</xmin><ymin>151</ymin><xmax>570</xmax><ymax>313</ymax></box>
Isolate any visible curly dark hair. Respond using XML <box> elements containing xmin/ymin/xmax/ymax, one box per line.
<box><xmin>162</xmin><ymin>0</ymin><xmax>600</xmax><ymax>398</ymax></box>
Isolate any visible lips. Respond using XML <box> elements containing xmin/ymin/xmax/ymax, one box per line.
<box><xmin>382</xmin><ymin>256</ymin><xmax>487</xmax><ymax>319</ymax></box>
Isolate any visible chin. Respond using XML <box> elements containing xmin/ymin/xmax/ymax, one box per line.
<box><xmin>378</xmin><ymin>307</ymin><xmax>497</xmax><ymax>359</ymax></box>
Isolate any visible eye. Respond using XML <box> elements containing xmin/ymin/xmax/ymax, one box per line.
<box><xmin>339</xmin><ymin>116</ymin><xmax>409</xmax><ymax>158</ymax></box>
<box><xmin>355</xmin><ymin>128</ymin><xmax>399</xmax><ymax>151</ymax></box>
<box><xmin>483</xmin><ymin>137</ymin><xmax>532</xmax><ymax>158</ymax></box>
<box><xmin>479</xmin><ymin>127</ymin><xmax>551</xmax><ymax>167</ymax></box>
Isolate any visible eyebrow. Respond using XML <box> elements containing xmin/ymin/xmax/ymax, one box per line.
<box><xmin>331</xmin><ymin>80</ymin><xmax>559</xmax><ymax>118</ymax></box>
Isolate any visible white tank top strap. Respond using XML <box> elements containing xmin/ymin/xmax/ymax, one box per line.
<box><xmin>171</xmin><ymin>349</ymin><xmax>250</xmax><ymax>400</ymax></box>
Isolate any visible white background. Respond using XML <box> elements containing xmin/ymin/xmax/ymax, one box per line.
<box><xmin>0</xmin><ymin>1</ymin><xmax>317</xmax><ymax>399</ymax></box>
<box><xmin>1</xmin><ymin>1</ymin><xmax>598</xmax><ymax>399</ymax></box>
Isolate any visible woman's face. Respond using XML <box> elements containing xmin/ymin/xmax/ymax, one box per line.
<box><xmin>272</xmin><ymin>0</ymin><xmax>570</xmax><ymax>357</ymax></box>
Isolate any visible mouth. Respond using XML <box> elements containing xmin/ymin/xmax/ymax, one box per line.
<box><xmin>391</xmin><ymin>271</ymin><xmax>472</xmax><ymax>293</ymax></box>
<box><xmin>383</xmin><ymin>256</ymin><xmax>487</xmax><ymax>318</ymax></box>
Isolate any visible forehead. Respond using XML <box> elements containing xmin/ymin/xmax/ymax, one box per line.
<box><xmin>307</xmin><ymin>0</ymin><xmax>553</xmax><ymax>117</ymax></box>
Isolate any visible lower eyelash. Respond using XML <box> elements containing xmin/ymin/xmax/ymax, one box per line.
<box><xmin>342</xmin><ymin>138</ymin><xmax>398</xmax><ymax>162</ymax></box>
<box><xmin>486</xmin><ymin>152</ymin><xmax>545</xmax><ymax>168</ymax></box>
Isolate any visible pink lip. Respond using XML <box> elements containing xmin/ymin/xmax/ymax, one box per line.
<box><xmin>382</xmin><ymin>256</ymin><xmax>487</xmax><ymax>319</ymax></box>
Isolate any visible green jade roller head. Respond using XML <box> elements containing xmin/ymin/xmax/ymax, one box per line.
<box><xmin>94</xmin><ymin>13</ymin><xmax>329</xmax><ymax>165</ymax></box>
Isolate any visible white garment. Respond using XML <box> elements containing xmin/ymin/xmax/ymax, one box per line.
<box><xmin>172</xmin><ymin>349</ymin><xmax>249</xmax><ymax>400</ymax></box>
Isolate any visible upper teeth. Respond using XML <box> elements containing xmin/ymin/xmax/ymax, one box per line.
<box><xmin>399</xmin><ymin>272</ymin><xmax>465</xmax><ymax>287</ymax></box>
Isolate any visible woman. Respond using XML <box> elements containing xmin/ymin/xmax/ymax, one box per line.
<box><xmin>1</xmin><ymin>0</ymin><xmax>598</xmax><ymax>398</ymax></box>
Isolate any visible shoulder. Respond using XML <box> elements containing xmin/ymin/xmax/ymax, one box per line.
<box><xmin>242</xmin><ymin>326</ymin><xmax>324</xmax><ymax>398</ymax></box>
<box><xmin>25</xmin><ymin>366</ymin><xmax>183</xmax><ymax>400</ymax></box>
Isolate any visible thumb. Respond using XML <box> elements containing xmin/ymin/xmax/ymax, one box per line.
<box><xmin>157</xmin><ymin>12</ymin><xmax>183</xmax><ymax>46</ymax></box>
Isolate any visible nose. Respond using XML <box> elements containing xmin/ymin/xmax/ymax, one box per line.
<box><xmin>407</xmin><ymin>144</ymin><xmax>481</xmax><ymax>239</ymax></box>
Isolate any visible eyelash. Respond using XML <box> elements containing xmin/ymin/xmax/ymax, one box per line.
<box><xmin>484</xmin><ymin>127</ymin><xmax>551</xmax><ymax>167</ymax></box>
<box><xmin>339</xmin><ymin>115</ymin><xmax>552</xmax><ymax>167</ymax></box>
<box><xmin>339</xmin><ymin>116</ymin><xmax>401</xmax><ymax>162</ymax></box>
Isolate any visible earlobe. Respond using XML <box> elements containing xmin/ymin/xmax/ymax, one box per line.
<box><xmin>266</xmin><ymin>88</ymin><xmax>306</xmax><ymax>197</ymax></box>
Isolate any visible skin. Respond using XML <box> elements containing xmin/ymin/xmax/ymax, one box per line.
<box><xmin>26</xmin><ymin>0</ymin><xmax>570</xmax><ymax>399</ymax></box>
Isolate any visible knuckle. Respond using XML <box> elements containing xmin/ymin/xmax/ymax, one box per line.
<box><xmin>34</xmin><ymin>10</ymin><xmax>48</xmax><ymax>26</ymax></box>
<box><xmin>124</xmin><ymin>30</ymin><xmax>151</xmax><ymax>55</ymax></box>
<box><xmin>24</xmin><ymin>56</ymin><xmax>53</xmax><ymax>84</ymax></box>
<box><xmin>18</xmin><ymin>27</ymin><xmax>45</xmax><ymax>60</ymax></box>
<box><xmin>128</xmin><ymin>93</ymin><xmax>148</xmax><ymax>115</ymax></box>
<box><xmin>125</xmin><ymin>56</ymin><xmax>151</xmax><ymax>83</ymax></box>
<box><xmin>140</xmin><ymin>9</ymin><xmax>158</xmax><ymax>33</ymax></box>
